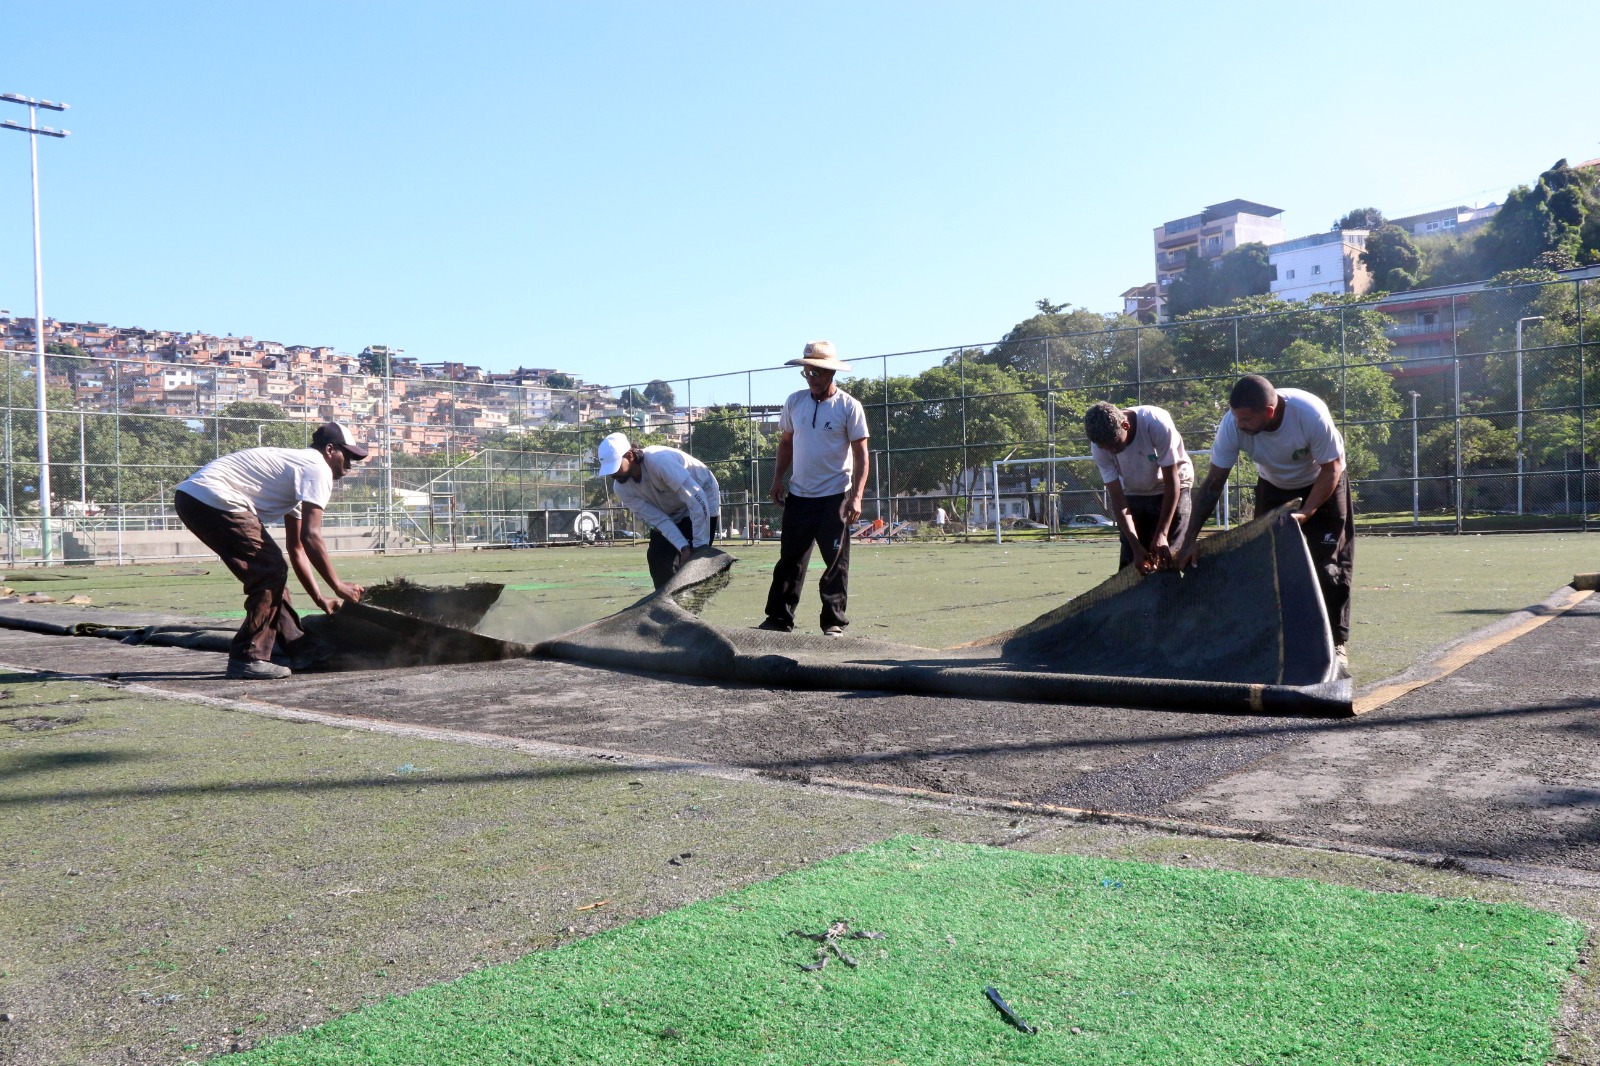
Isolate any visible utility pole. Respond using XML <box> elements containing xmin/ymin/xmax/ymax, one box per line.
<box><xmin>1</xmin><ymin>92</ymin><xmax>71</xmax><ymax>563</ymax></box>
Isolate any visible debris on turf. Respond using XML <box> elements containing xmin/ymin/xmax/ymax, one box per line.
<box><xmin>789</xmin><ymin>919</ymin><xmax>885</xmax><ymax>971</ymax></box>
<box><xmin>984</xmin><ymin>985</ymin><xmax>1037</xmax><ymax>1034</ymax></box>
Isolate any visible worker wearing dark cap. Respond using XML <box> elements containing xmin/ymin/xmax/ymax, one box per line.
<box><xmin>174</xmin><ymin>422</ymin><xmax>368</xmax><ymax>680</ymax></box>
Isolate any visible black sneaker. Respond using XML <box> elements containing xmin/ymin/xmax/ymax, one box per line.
<box><xmin>755</xmin><ymin>618</ymin><xmax>793</xmax><ymax>633</ymax></box>
<box><xmin>823</xmin><ymin>625</ymin><xmax>845</xmax><ymax>637</ymax></box>
<box><xmin>225</xmin><ymin>659</ymin><xmax>291</xmax><ymax>681</ymax></box>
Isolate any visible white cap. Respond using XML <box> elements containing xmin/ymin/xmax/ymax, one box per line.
<box><xmin>596</xmin><ymin>431</ymin><xmax>631</xmax><ymax>477</ymax></box>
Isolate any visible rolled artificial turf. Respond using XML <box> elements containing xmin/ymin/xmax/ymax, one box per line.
<box><xmin>222</xmin><ymin>835</ymin><xmax>1582</xmax><ymax>1065</ymax></box>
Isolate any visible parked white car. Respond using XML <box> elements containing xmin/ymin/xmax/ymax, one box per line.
<box><xmin>1067</xmin><ymin>514</ymin><xmax>1115</xmax><ymax>528</ymax></box>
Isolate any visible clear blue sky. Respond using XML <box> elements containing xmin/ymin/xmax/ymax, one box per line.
<box><xmin>2</xmin><ymin>1</ymin><xmax>1594</xmax><ymax>391</ymax></box>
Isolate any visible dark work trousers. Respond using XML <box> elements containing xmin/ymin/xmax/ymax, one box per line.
<box><xmin>1119</xmin><ymin>489</ymin><xmax>1193</xmax><ymax>571</ymax></box>
<box><xmin>645</xmin><ymin>515</ymin><xmax>719</xmax><ymax>589</ymax></box>
<box><xmin>1254</xmin><ymin>475</ymin><xmax>1355</xmax><ymax>646</ymax></box>
<box><xmin>175</xmin><ymin>490</ymin><xmax>307</xmax><ymax>663</ymax></box>
<box><xmin>764</xmin><ymin>492</ymin><xmax>850</xmax><ymax>630</ymax></box>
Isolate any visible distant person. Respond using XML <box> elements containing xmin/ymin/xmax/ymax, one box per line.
<box><xmin>933</xmin><ymin>504</ymin><xmax>948</xmax><ymax>535</ymax></box>
<box><xmin>174</xmin><ymin>422</ymin><xmax>368</xmax><ymax>680</ymax></box>
<box><xmin>761</xmin><ymin>340</ymin><xmax>870</xmax><ymax>636</ymax></box>
<box><xmin>596</xmin><ymin>432</ymin><xmax>721</xmax><ymax>589</ymax></box>
<box><xmin>1174</xmin><ymin>374</ymin><xmax>1354</xmax><ymax>671</ymax></box>
<box><xmin>1083</xmin><ymin>401</ymin><xmax>1193</xmax><ymax>574</ymax></box>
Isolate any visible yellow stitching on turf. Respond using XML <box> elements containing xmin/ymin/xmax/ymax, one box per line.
<box><xmin>1353</xmin><ymin>588</ymin><xmax>1594</xmax><ymax>715</ymax></box>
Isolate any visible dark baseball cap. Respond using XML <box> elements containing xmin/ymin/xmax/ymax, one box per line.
<box><xmin>311</xmin><ymin>422</ymin><xmax>369</xmax><ymax>460</ymax></box>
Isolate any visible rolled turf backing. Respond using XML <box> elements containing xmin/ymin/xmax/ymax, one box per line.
<box><xmin>219</xmin><ymin>835</ymin><xmax>1582</xmax><ymax>1066</ymax></box>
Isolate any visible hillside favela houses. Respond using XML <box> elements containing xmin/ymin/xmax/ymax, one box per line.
<box><xmin>0</xmin><ymin>316</ymin><xmax>688</xmax><ymax>458</ymax></box>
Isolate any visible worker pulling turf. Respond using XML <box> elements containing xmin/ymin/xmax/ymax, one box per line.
<box><xmin>173</xmin><ymin>421</ymin><xmax>368</xmax><ymax>680</ymax></box>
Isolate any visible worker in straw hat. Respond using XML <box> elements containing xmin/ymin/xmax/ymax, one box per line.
<box><xmin>758</xmin><ymin>340</ymin><xmax>870</xmax><ymax>637</ymax></box>
<box><xmin>595</xmin><ymin>432</ymin><xmax>721</xmax><ymax>589</ymax></box>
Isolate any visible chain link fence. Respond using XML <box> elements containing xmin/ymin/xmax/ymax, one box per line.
<box><xmin>1</xmin><ymin>275</ymin><xmax>1595</xmax><ymax>563</ymax></box>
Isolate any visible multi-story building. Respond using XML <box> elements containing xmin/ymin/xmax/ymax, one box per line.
<box><xmin>1389</xmin><ymin>203</ymin><xmax>1499</xmax><ymax>239</ymax></box>
<box><xmin>1268</xmin><ymin>230</ymin><xmax>1372</xmax><ymax>303</ymax></box>
<box><xmin>1152</xmin><ymin>199</ymin><xmax>1284</xmax><ymax>320</ymax></box>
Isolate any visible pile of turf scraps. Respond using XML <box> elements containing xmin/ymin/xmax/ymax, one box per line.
<box><xmin>214</xmin><ymin>837</ymin><xmax>1583</xmax><ymax>1065</ymax></box>
<box><xmin>538</xmin><ymin>504</ymin><xmax>1352</xmax><ymax>715</ymax></box>
<box><xmin>301</xmin><ymin>578</ymin><xmax>533</xmax><ymax>668</ymax></box>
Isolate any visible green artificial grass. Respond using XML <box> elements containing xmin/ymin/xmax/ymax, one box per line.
<box><xmin>223</xmin><ymin>836</ymin><xmax>1582</xmax><ymax>1066</ymax></box>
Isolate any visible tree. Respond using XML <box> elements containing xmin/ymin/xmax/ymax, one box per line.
<box><xmin>1476</xmin><ymin>159</ymin><xmax>1600</xmax><ymax>275</ymax></box>
<box><xmin>45</xmin><ymin>342</ymin><xmax>89</xmax><ymax>376</ymax></box>
<box><xmin>545</xmin><ymin>372</ymin><xmax>578</xmax><ymax>390</ymax></box>
<box><xmin>214</xmin><ymin>401</ymin><xmax>301</xmax><ymax>451</ymax></box>
<box><xmin>1335</xmin><ymin>207</ymin><xmax>1386</xmax><ymax>232</ymax></box>
<box><xmin>685</xmin><ymin>404</ymin><xmax>770</xmax><ymax>497</ymax></box>
<box><xmin>1165</xmin><ymin>244</ymin><xmax>1275</xmax><ymax>317</ymax></box>
<box><xmin>358</xmin><ymin>346</ymin><xmax>393</xmax><ymax>376</ymax></box>
<box><xmin>617</xmin><ymin>387</ymin><xmax>650</xmax><ymax>409</ymax></box>
<box><xmin>644</xmin><ymin>379</ymin><xmax>676</xmax><ymax>408</ymax></box>
<box><xmin>967</xmin><ymin>304</ymin><xmax>1142</xmax><ymax>382</ymax></box>
<box><xmin>1239</xmin><ymin>339</ymin><xmax>1402</xmax><ymax>480</ymax></box>
<box><xmin>1361</xmin><ymin>224</ymin><xmax>1421</xmax><ymax>292</ymax></box>
<box><xmin>842</xmin><ymin>363</ymin><xmax>1045</xmax><ymax>518</ymax></box>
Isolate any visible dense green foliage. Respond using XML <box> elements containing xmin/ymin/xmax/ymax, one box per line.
<box><xmin>1164</xmin><ymin>243</ymin><xmax>1275</xmax><ymax>317</ymax></box>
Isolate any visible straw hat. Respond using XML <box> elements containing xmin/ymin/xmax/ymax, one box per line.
<box><xmin>785</xmin><ymin>340</ymin><xmax>852</xmax><ymax>373</ymax></box>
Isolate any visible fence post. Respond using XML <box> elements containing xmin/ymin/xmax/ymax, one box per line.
<box><xmin>1338</xmin><ymin>305</ymin><xmax>1348</xmax><ymax>426</ymax></box>
<box><xmin>4</xmin><ymin>347</ymin><xmax>12</xmax><ymax>564</ymax></box>
<box><xmin>1454</xmin><ymin>357</ymin><xmax>1463</xmax><ymax>534</ymax></box>
<box><xmin>746</xmin><ymin>370</ymin><xmax>755</xmax><ymax>543</ymax></box>
<box><xmin>960</xmin><ymin>347</ymin><xmax>969</xmax><ymax>534</ymax></box>
<box><xmin>1451</xmin><ymin>294</ymin><xmax>1462</xmax><ymax>534</ymax></box>
<box><xmin>880</xmin><ymin>353</ymin><xmax>890</xmax><ymax>526</ymax></box>
<box><xmin>1580</xmin><ymin>278</ymin><xmax>1589</xmax><ymax>531</ymax></box>
<box><xmin>1135</xmin><ymin>329</ymin><xmax>1142</xmax><ymax>404</ymax></box>
<box><xmin>113</xmin><ymin>355</ymin><xmax>122</xmax><ymax>563</ymax></box>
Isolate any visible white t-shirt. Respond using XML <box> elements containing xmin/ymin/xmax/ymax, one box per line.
<box><xmin>1209</xmin><ymin>388</ymin><xmax>1345</xmax><ymax>489</ymax></box>
<box><xmin>1090</xmin><ymin>404</ymin><xmax>1194</xmax><ymax>496</ymax></box>
<box><xmin>780</xmin><ymin>387</ymin><xmax>870</xmax><ymax>498</ymax></box>
<box><xmin>175</xmin><ymin>447</ymin><xmax>334</xmax><ymax>524</ymax></box>
<box><xmin>612</xmin><ymin>446</ymin><xmax>721</xmax><ymax>550</ymax></box>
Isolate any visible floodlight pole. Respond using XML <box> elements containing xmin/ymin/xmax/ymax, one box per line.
<box><xmin>1</xmin><ymin>92</ymin><xmax>70</xmax><ymax>563</ymax></box>
<box><xmin>1514</xmin><ymin>316</ymin><xmax>1543</xmax><ymax>516</ymax></box>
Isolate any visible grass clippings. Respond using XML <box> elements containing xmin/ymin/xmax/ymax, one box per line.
<box><xmin>222</xmin><ymin>836</ymin><xmax>1582</xmax><ymax>1065</ymax></box>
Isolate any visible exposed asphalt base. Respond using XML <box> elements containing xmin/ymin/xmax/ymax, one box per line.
<box><xmin>2</xmin><ymin>591</ymin><xmax>1599</xmax><ymax>1064</ymax></box>
<box><xmin>1</xmin><ymin>585</ymin><xmax>1596</xmax><ymax>876</ymax></box>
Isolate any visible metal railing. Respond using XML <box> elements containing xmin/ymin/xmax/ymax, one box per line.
<box><xmin>1</xmin><ymin>274</ymin><xmax>1595</xmax><ymax>563</ymax></box>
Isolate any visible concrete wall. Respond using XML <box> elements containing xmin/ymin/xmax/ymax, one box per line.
<box><xmin>61</xmin><ymin>525</ymin><xmax>404</xmax><ymax>564</ymax></box>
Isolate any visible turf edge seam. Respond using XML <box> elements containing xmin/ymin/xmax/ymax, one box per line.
<box><xmin>1351</xmin><ymin>584</ymin><xmax>1595</xmax><ymax>715</ymax></box>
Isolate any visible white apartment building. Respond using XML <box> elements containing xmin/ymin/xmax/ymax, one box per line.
<box><xmin>1268</xmin><ymin>230</ymin><xmax>1372</xmax><ymax>302</ymax></box>
<box><xmin>1389</xmin><ymin>203</ymin><xmax>1499</xmax><ymax>239</ymax></box>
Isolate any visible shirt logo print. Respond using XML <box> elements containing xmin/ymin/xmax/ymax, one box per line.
<box><xmin>1292</xmin><ymin>447</ymin><xmax>1310</xmax><ymax>460</ymax></box>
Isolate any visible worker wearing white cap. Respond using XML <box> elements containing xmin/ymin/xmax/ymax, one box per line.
<box><xmin>597</xmin><ymin>432</ymin><xmax>721</xmax><ymax>588</ymax></box>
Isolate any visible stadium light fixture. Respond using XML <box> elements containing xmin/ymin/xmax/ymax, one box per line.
<box><xmin>1</xmin><ymin>91</ymin><xmax>72</xmax><ymax>563</ymax></box>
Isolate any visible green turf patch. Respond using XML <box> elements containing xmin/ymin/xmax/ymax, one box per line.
<box><xmin>221</xmin><ymin>836</ymin><xmax>1580</xmax><ymax>1065</ymax></box>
